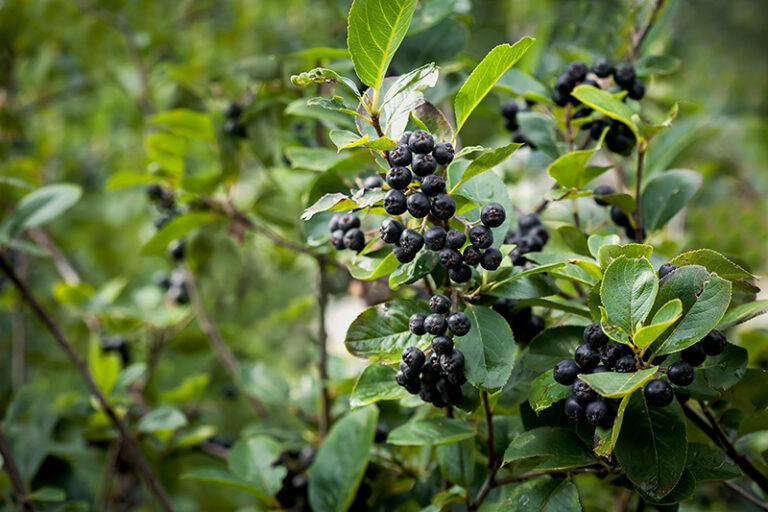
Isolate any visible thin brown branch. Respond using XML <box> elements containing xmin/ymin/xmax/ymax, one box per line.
<box><xmin>12</xmin><ymin>253</ymin><xmax>27</xmax><ymax>390</ymax></box>
<box><xmin>481</xmin><ymin>392</ymin><xmax>495</xmax><ymax>470</ymax></box>
<box><xmin>95</xmin><ymin>440</ymin><xmax>121</xmax><ymax>511</ymax></box>
<box><xmin>723</xmin><ymin>480</ymin><xmax>768</xmax><ymax>511</ymax></box>
<box><xmin>629</xmin><ymin>0</ymin><xmax>667</xmax><ymax>61</ymax></box>
<box><xmin>0</xmin><ymin>428</ymin><xmax>34</xmax><ymax>511</ymax></box>
<box><xmin>0</xmin><ymin>254</ymin><xmax>175</xmax><ymax>512</ymax></box>
<box><xmin>184</xmin><ymin>266</ymin><xmax>269</xmax><ymax>419</ymax></box>
<box><xmin>317</xmin><ymin>255</ymin><xmax>331</xmax><ymax>439</ymax></box>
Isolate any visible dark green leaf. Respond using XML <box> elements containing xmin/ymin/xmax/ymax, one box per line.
<box><xmin>436</xmin><ymin>439</ymin><xmax>475</xmax><ymax>487</ymax></box>
<box><xmin>700</xmin><ymin>343</ymin><xmax>748</xmax><ymax>391</ymax></box>
<box><xmin>503</xmin><ymin>427</ymin><xmax>595</xmax><ymax>471</ymax></box>
<box><xmin>528</xmin><ymin>370</ymin><xmax>570</xmax><ymax>412</ymax></box>
<box><xmin>579</xmin><ymin>368</ymin><xmax>658</xmax><ymax>398</ymax></box>
<box><xmin>685</xmin><ymin>443</ymin><xmax>741</xmax><ymax>481</ymax></box>
<box><xmin>556</xmin><ymin>226</ymin><xmax>591</xmax><ymax>257</ymax></box>
<box><xmin>498</xmin><ymin>477</ymin><xmax>581</xmax><ymax>512</ymax></box>
<box><xmin>389</xmin><ymin>250</ymin><xmax>438</xmax><ymax>290</ymax></box>
<box><xmin>350</xmin><ymin>363</ymin><xmax>409</xmax><ymax>409</ymax></box>
<box><xmin>634</xmin><ymin>55</ymin><xmax>681</xmax><ymax>77</ymax></box>
<box><xmin>670</xmin><ymin>248</ymin><xmax>759</xmax><ymax>294</ymax></box>
<box><xmin>521</xmin><ymin>326</ymin><xmax>583</xmax><ymax>373</ymax></box>
<box><xmin>601</xmin><ymin>256</ymin><xmax>658</xmax><ymax>334</ymax></box>
<box><xmin>387</xmin><ymin>418</ymin><xmax>475</xmax><ymax>446</ymax></box>
<box><xmin>345</xmin><ymin>300</ymin><xmax>430</xmax><ymax>363</ymax></box>
<box><xmin>640</xmin><ymin>170</ymin><xmax>702</xmax><ymax>232</ymax></box>
<box><xmin>180</xmin><ymin>467</ymin><xmax>267</xmax><ymax>496</ymax></box>
<box><xmin>718</xmin><ymin>300</ymin><xmax>768</xmax><ymax>330</ymax></box>
<box><xmin>150</xmin><ymin>109</ymin><xmax>214</xmax><ymax>140</ymax></box>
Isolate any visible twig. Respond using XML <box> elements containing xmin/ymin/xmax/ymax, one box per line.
<box><xmin>184</xmin><ymin>266</ymin><xmax>269</xmax><ymax>419</ymax></box>
<box><xmin>0</xmin><ymin>428</ymin><xmax>34</xmax><ymax>511</ymax></box>
<box><xmin>422</xmin><ymin>277</ymin><xmax>435</xmax><ymax>298</ymax></box>
<box><xmin>95</xmin><ymin>440</ymin><xmax>121</xmax><ymax>511</ymax></box>
<box><xmin>723</xmin><ymin>480</ymin><xmax>768</xmax><ymax>511</ymax></box>
<box><xmin>0</xmin><ymin>255</ymin><xmax>175</xmax><ymax>512</ymax></box>
<box><xmin>628</xmin><ymin>0</ymin><xmax>667</xmax><ymax>61</ymax></box>
<box><xmin>12</xmin><ymin>253</ymin><xmax>27</xmax><ymax>390</ymax></box>
<box><xmin>317</xmin><ymin>255</ymin><xmax>331</xmax><ymax>439</ymax></box>
<box><xmin>633</xmin><ymin>149</ymin><xmax>645</xmax><ymax>242</ymax></box>
<box><xmin>683</xmin><ymin>403</ymin><xmax>768</xmax><ymax>494</ymax></box>
<box><xmin>470</xmin><ymin>392</ymin><xmax>499</xmax><ymax>510</ymax></box>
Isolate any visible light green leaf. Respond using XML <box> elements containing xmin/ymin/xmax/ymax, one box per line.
<box><xmin>670</xmin><ymin>248</ymin><xmax>758</xmax><ymax>294</ymax></box>
<box><xmin>380</xmin><ymin>63</ymin><xmax>440</xmax><ymax>109</ymax></box>
<box><xmin>571</xmin><ymin>85</ymin><xmax>640</xmax><ymax>140</ymax></box>
<box><xmin>350</xmin><ymin>363</ymin><xmax>409</xmax><ymax>409</ymax></box>
<box><xmin>141</xmin><ymin>212</ymin><xmax>219</xmax><ymax>255</ymax></box>
<box><xmin>88</xmin><ymin>338</ymin><xmax>120</xmax><ymax>396</ymax></box>
<box><xmin>601</xmin><ymin>256</ymin><xmax>658</xmax><ymax>334</ymax></box>
<box><xmin>449</xmin><ymin>142</ymin><xmax>521</xmax><ymax>192</ymax></box>
<box><xmin>28</xmin><ymin>487</ymin><xmax>66</xmax><ymax>503</ymax></box>
<box><xmin>181</xmin><ymin>467</ymin><xmax>268</xmax><ymax>496</ymax></box>
<box><xmin>566</xmin><ymin>259</ymin><xmax>603</xmax><ymax>281</ymax></box>
<box><xmin>557</xmin><ymin>226</ymin><xmax>591</xmax><ymax>256</ymax></box>
<box><xmin>634</xmin><ymin>299</ymin><xmax>683</xmax><ymax>350</ymax></box>
<box><xmin>387</xmin><ymin>418</ymin><xmax>475</xmax><ymax>446</ymax></box>
<box><xmin>453</xmin><ymin>38</ymin><xmax>535</xmax><ymax>138</ymax></box>
<box><xmin>329</xmin><ymin>130</ymin><xmax>396</xmax><ymax>151</ymax></box>
<box><xmin>635</xmin><ymin>55</ymin><xmax>681</xmax><ymax>77</ymax></box>
<box><xmin>718</xmin><ymin>300</ymin><xmax>768</xmax><ymax>330</ymax></box>
<box><xmin>150</xmin><ymin>109</ymin><xmax>214</xmax><ymax>141</ymax></box>
<box><xmin>388</xmin><ymin>249</ymin><xmax>438</xmax><ymax>290</ymax></box>
<box><xmin>588</xmin><ymin>234</ymin><xmax>621</xmax><ymax>259</ymax></box>
<box><xmin>347</xmin><ymin>0</ymin><xmax>418</xmax><ymax>91</ymax></box>
<box><xmin>528</xmin><ymin>370</ymin><xmax>570</xmax><ymax>412</ymax></box>
<box><xmin>228</xmin><ymin>436</ymin><xmax>285</xmax><ymax>500</ymax></box>
<box><xmin>597</xmin><ymin>243</ymin><xmax>653</xmax><ymax>269</ymax></box>
<box><xmin>138</xmin><ymin>405</ymin><xmax>187</xmax><ymax>433</ymax></box>
<box><xmin>547</xmin><ymin>147</ymin><xmax>603</xmax><ymax>189</ymax></box>
<box><xmin>594</xmin><ymin>394</ymin><xmax>630</xmax><ymax>457</ymax></box>
<box><xmin>4</xmin><ymin>184</ymin><xmax>82</xmax><ymax>236</ymax></box>
<box><xmin>580</xmin><ymin>368</ymin><xmax>658</xmax><ymax>398</ymax></box>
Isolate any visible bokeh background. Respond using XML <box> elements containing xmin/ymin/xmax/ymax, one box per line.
<box><xmin>1</xmin><ymin>0</ymin><xmax>767</xmax><ymax>509</ymax></box>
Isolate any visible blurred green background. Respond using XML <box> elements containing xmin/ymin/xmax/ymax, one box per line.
<box><xmin>1</xmin><ymin>0</ymin><xmax>767</xmax><ymax>510</ymax></box>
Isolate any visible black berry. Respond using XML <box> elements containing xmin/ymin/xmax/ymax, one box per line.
<box><xmin>170</xmin><ymin>240</ymin><xmax>185</xmax><ymax>261</ymax></box>
<box><xmin>584</xmin><ymin>323</ymin><xmax>610</xmax><ymax>349</ymax></box>
<box><xmin>481</xmin><ymin>248</ymin><xmax>503</xmax><ymax>270</ymax></box>
<box><xmin>393</xmin><ymin>246</ymin><xmax>416</xmax><ymax>263</ymax></box>
<box><xmin>441</xmin><ymin>350</ymin><xmax>465</xmax><ymax>373</ymax></box>
<box><xmin>398</xmin><ymin>131</ymin><xmax>412</xmax><ymax>146</ymax></box>
<box><xmin>431</xmin><ymin>193</ymin><xmax>456</xmax><ymax>220</ymax></box>
<box><xmin>613</xmin><ymin>64</ymin><xmax>636</xmax><ymax>89</ymax></box>
<box><xmin>330</xmin><ymin>229</ymin><xmax>346</xmax><ymax>250</ymax></box>
<box><xmin>432</xmin><ymin>142</ymin><xmax>454</xmax><ymax>165</ymax></box>
<box><xmin>429</xmin><ymin>294</ymin><xmax>451</xmax><ymax>314</ymax></box>
<box><xmin>575</xmin><ymin>344</ymin><xmax>600</xmax><ymax>372</ymax></box>
<box><xmin>592</xmin><ymin>59</ymin><xmax>614</xmax><ymax>78</ymax></box>
<box><xmin>564</xmin><ymin>396</ymin><xmax>585</xmax><ymax>422</ymax></box>
<box><xmin>681</xmin><ymin>343</ymin><xmax>707</xmax><ymax>366</ymax></box>
<box><xmin>402</xmin><ymin>346</ymin><xmax>426</xmax><ymax>369</ymax></box>
<box><xmin>364</xmin><ymin>176</ymin><xmax>382</xmax><ymax>190</ymax></box>
<box><xmin>408</xmin><ymin>130</ymin><xmax>435</xmax><ymax>154</ymax></box>
<box><xmin>585</xmin><ymin>400</ymin><xmax>613</xmax><ymax>427</ymax></box>
<box><xmin>431</xmin><ymin>335</ymin><xmax>454</xmax><ymax>355</ymax></box>
<box><xmin>701</xmin><ymin>330</ymin><xmax>727</xmax><ymax>356</ymax></box>
<box><xmin>644</xmin><ymin>379</ymin><xmax>673</xmax><ymax>407</ymax></box>
<box><xmin>518</xmin><ymin>213</ymin><xmax>541</xmax><ymax>232</ymax></box>
<box><xmin>420</xmin><ymin>174</ymin><xmax>445</xmax><ymax>196</ymax></box>
<box><xmin>469</xmin><ymin>225</ymin><xmax>493</xmax><ymax>249</ymax></box>
<box><xmin>409</xmin><ymin>313</ymin><xmax>427</xmax><ymax>335</ymax></box>
<box><xmin>567</xmin><ymin>61</ymin><xmax>588</xmax><ymax>82</ymax></box>
<box><xmin>481</xmin><ymin>202</ymin><xmax>506</xmax><ymax>228</ymax></box>
<box><xmin>386</xmin><ymin>167</ymin><xmax>412</xmax><ymax>190</ymax></box>
<box><xmin>615</xmin><ymin>355</ymin><xmax>638</xmax><ymax>373</ymax></box>
<box><xmin>424</xmin><ymin>226</ymin><xmax>447</xmax><ymax>250</ymax></box>
<box><xmin>593</xmin><ymin>185</ymin><xmax>615</xmax><ymax>206</ymax></box>
<box><xmin>627</xmin><ymin>79</ymin><xmax>645</xmax><ymax>100</ymax></box>
<box><xmin>399</xmin><ymin>229</ymin><xmax>424</xmax><ymax>254</ymax></box>
<box><xmin>412</xmin><ymin>153</ymin><xmax>437</xmax><ymax>176</ymax></box>
<box><xmin>610</xmin><ymin>206</ymin><xmax>632</xmax><ymax>228</ymax></box>
<box><xmin>462</xmin><ymin>245</ymin><xmax>482</xmax><ymax>266</ymax></box>
<box><xmin>389</xmin><ymin>144</ymin><xmax>412</xmax><ymax>166</ymax></box>
<box><xmin>501</xmin><ymin>100</ymin><xmax>519</xmax><ymax>119</ymax></box>
<box><xmin>439</xmin><ymin>248</ymin><xmax>463</xmax><ymax>269</ymax></box>
<box><xmin>343</xmin><ymin>228</ymin><xmax>365</xmax><ymax>252</ymax></box>
<box><xmin>406</xmin><ymin>191</ymin><xmax>431</xmax><ymax>218</ymax></box>
<box><xmin>447</xmin><ymin>312</ymin><xmax>471</xmax><ymax>336</ymax></box>
<box><xmin>338</xmin><ymin>214</ymin><xmax>360</xmax><ymax>232</ymax></box>
<box><xmin>605</xmin><ymin>122</ymin><xmax>636</xmax><ymax>155</ymax></box>
<box><xmin>572</xmin><ymin>378</ymin><xmax>596</xmax><ymax>403</ymax></box>
<box><xmin>329</xmin><ymin>214</ymin><xmax>342</xmax><ymax>232</ymax></box>
<box><xmin>658</xmin><ymin>263</ymin><xmax>679</xmax><ymax>279</ymax></box>
<box><xmin>445</xmin><ymin>229</ymin><xmax>466</xmax><ymax>249</ymax></box>
<box><xmin>424</xmin><ymin>314</ymin><xmax>448</xmax><ymax>336</ymax></box>
<box><xmin>667</xmin><ymin>361</ymin><xmax>695</xmax><ymax>386</ymax></box>
<box><xmin>449</xmin><ymin>264</ymin><xmax>472</xmax><ymax>283</ymax></box>
<box><xmin>380</xmin><ymin>218</ymin><xmax>403</xmax><ymax>244</ymax></box>
<box><xmin>383</xmin><ymin>189</ymin><xmax>407</xmax><ymax>215</ymax></box>
<box><xmin>554</xmin><ymin>359</ymin><xmax>580</xmax><ymax>385</ymax></box>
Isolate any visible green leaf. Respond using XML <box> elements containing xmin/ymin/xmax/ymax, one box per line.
<box><xmin>599</xmin><ymin>306</ymin><xmax>632</xmax><ymax>345</ymax></box>
<box><xmin>597</xmin><ymin>243</ymin><xmax>653</xmax><ymax>270</ymax></box>
<box><xmin>286</xmin><ymin>147</ymin><xmax>350</xmax><ymax>171</ymax></box>
<box><xmin>449</xmin><ymin>142</ymin><xmax>521</xmax><ymax>192</ymax></box>
<box><xmin>498</xmin><ymin>477</ymin><xmax>581</xmax><ymax>512</ymax></box>
<box><xmin>654</xmin><ymin>272</ymin><xmax>732</xmax><ymax>355</ymax></box>
<box><xmin>388</xmin><ymin>250</ymin><xmax>438</xmax><ymax>290</ymax></box>
<box><xmin>640</xmin><ymin>169</ymin><xmax>702</xmax><ymax>231</ymax></box>
<box><xmin>150</xmin><ymin>109</ymin><xmax>214</xmax><ymax>141</ymax></box>
<box><xmin>309</xmin><ymin>407</ymin><xmax>378</xmax><ymax>512</ymax></box>
<box><xmin>410</xmin><ymin>100</ymin><xmax>454</xmax><ymax>142</ymax></box>
<box><xmin>141</xmin><ymin>212</ymin><xmax>219</xmax><ymax>255</ymax></box>
<box><xmin>503</xmin><ymin>427</ymin><xmax>595</xmax><ymax>471</ymax></box>
<box><xmin>517</xmin><ymin>111</ymin><xmax>559</xmax><ymax>159</ymax></box>
<box><xmin>138</xmin><ymin>405</ymin><xmax>187</xmax><ymax>433</ymax></box>
<box><xmin>615</xmin><ymin>391</ymin><xmax>687</xmax><ymax>501</ymax></box>
<box><xmin>570</xmin><ymin>85</ymin><xmax>640</xmax><ymax>140</ymax></box>
<box><xmin>521</xmin><ymin>326</ymin><xmax>583</xmax><ymax>373</ymax></box>
<box><xmin>718</xmin><ymin>300</ymin><xmax>768</xmax><ymax>330</ymax></box>
<box><xmin>240</xmin><ymin>362</ymin><xmax>290</xmax><ymax>406</ymax></box>
<box><xmin>380</xmin><ymin>63</ymin><xmax>439</xmax><ymax>110</ymax></box>
<box><xmin>453</xmin><ymin>38</ymin><xmax>535</xmax><ymax>138</ymax></box>
<box><xmin>301</xmin><ymin>193</ymin><xmax>356</xmax><ymax>221</ymax></box>
<box><xmin>345</xmin><ymin>299</ymin><xmax>430</xmax><ymax>363</ymax></box>
<box><xmin>547</xmin><ymin>147</ymin><xmax>605</xmax><ymax>189</ymax></box>
<box><xmin>28</xmin><ymin>487</ymin><xmax>65</xmax><ymax>503</ymax></box>
<box><xmin>634</xmin><ymin>299</ymin><xmax>683</xmax><ymax>350</ymax></box>
<box><xmin>436</xmin><ymin>439</ymin><xmax>475</xmax><ymax>488</ymax></box>
<box><xmin>565</xmin><ymin>259</ymin><xmax>603</xmax><ymax>281</ymax></box>
<box><xmin>180</xmin><ymin>467</ymin><xmax>267</xmax><ymax>496</ymax></box>
<box><xmin>329</xmin><ymin>130</ymin><xmax>396</xmax><ymax>151</ymax></box>
<box><xmin>158</xmin><ymin>373</ymin><xmax>210</xmax><ymax>403</ymax></box>
<box><xmin>528</xmin><ymin>370</ymin><xmax>570</xmax><ymax>412</ymax></box>
<box><xmin>106</xmin><ymin>171</ymin><xmax>163</xmax><ymax>190</ymax></box>
<box><xmin>685</xmin><ymin>443</ymin><xmax>741</xmax><ymax>481</ymax></box>
<box><xmin>556</xmin><ymin>226</ymin><xmax>591</xmax><ymax>256</ymax></box>
<box><xmin>454</xmin><ymin>304</ymin><xmax>516</xmax><ymax>392</ymax></box>
<box><xmin>670</xmin><ymin>248</ymin><xmax>758</xmax><ymax>294</ymax></box>
<box><xmin>307</xmin><ymin>96</ymin><xmax>365</xmax><ymax>120</ymax></box>
<box><xmin>528</xmin><ymin>252</ymin><xmax>597</xmax><ymax>287</ymax></box>
<box><xmin>145</xmin><ymin>131</ymin><xmax>186</xmax><ymax>175</ymax></box>
<box><xmin>387</xmin><ymin>418</ymin><xmax>475</xmax><ymax>446</ymax></box>
<box><xmin>634</xmin><ymin>55</ymin><xmax>681</xmax><ymax>77</ymax></box>
<box><xmin>291</xmin><ymin>67</ymin><xmax>361</xmax><ymax>97</ymax></box>
<box><xmin>594</xmin><ymin>394</ymin><xmax>630</xmax><ymax>457</ymax></box>
<box><xmin>4</xmin><ymin>184</ymin><xmax>82</xmax><ymax>236</ymax></box>
<box><xmin>601</xmin><ymin>256</ymin><xmax>658</xmax><ymax>334</ymax></box>
<box><xmin>88</xmin><ymin>338</ymin><xmax>120</xmax><ymax>396</ymax></box>
<box><xmin>700</xmin><ymin>343</ymin><xmax>748</xmax><ymax>391</ymax></box>
<box><xmin>228</xmin><ymin>437</ymin><xmax>285</xmax><ymax>501</ymax></box>
<box><xmin>350</xmin><ymin>363</ymin><xmax>409</xmax><ymax>409</ymax></box>
<box><xmin>580</xmin><ymin>368</ymin><xmax>658</xmax><ymax>398</ymax></box>
<box><xmin>347</xmin><ymin>0</ymin><xmax>418</xmax><ymax>92</ymax></box>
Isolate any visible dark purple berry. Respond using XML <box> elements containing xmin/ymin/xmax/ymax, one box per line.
<box><xmin>439</xmin><ymin>248</ymin><xmax>462</xmax><ymax>269</ymax></box>
<box><xmin>408</xmin><ymin>130</ymin><xmax>435</xmax><ymax>154</ymax></box>
<box><xmin>386</xmin><ymin>167</ymin><xmax>412</xmax><ymax>190</ymax></box>
<box><xmin>431</xmin><ymin>193</ymin><xmax>456</xmax><ymax>220</ymax></box>
<box><xmin>409</xmin><ymin>313</ymin><xmax>427</xmax><ymax>335</ymax></box>
<box><xmin>447</xmin><ymin>312</ymin><xmax>471</xmax><ymax>336</ymax></box>
<box><xmin>424</xmin><ymin>314</ymin><xmax>447</xmax><ymax>336</ymax></box>
<box><xmin>585</xmin><ymin>400</ymin><xmax>613</xmax><ymax>427</ymax></box>
<box><xmin>380</xmin><ymin>218</ymin><xmax>403</xmax><ymax>244</ymax></box>
<box><xmin>627</xmin><ymin>79</ymin><xmax>645</xmax><ymax>100</ymax></box>
<box><xmin>364</xmin><ymin>176</ymin><xmax>382</xmax><ymax>190</ymax></box>
<box><xmin>610</xmin><ymin>206</ymin><xmax>632</xmax><ymax>228</ymax></box>
<box><xmin>567</xmin><ymin>61</ymin><xmax>588</xmax><ymax>82</ymax></box>
<box><xmin>330</xmin><ymin>229</ymin><xmax>346</xmax><ymax>250</ymax></box>
<box><xmin>667</xmin><ymin>361</ymin><xmax>695</xmax><ymax>386</ymax></box>
<box><xmin>615</xmin><ymin>355</ymin><xmax>638</xmax><ymax>373</ymax></box>
<box><xmin>572</xmin><ymin>378</ymin><xmax>596</xmax><ymax>403</ymax></box>
<box><xmin>593</xmin><ymin>58</ymin><xmax>614</xmax><ymax>78</ymax></box>
<box><xmin>383</xmin><ymin>189</ymin><xmax>407</xmax><ymax>215</ymax></box>
<box><xmin>480</xmin><ymin>202</ymin><xmax>506</xmax><ymax>228</ymax></box>
<box><xmin>389</xmin><ymin>144</ymin><xmax>412</xmax><ymax>166</ymax></box>
<box><xmin>420</xmin><ymin>174</ymin><xmax>445</xmax><ymax>196</ymax></box>
<box><xmin>575</xmin><ymin>344</ymin><xmax>600</xmax><ymax>372</ymax></box>
<box><xmin>343</xmin><ymin>228</ymin><xmax>365</xmax><ymax>252</ymax></box>
<box><xmin>564</xmin><ymin>396</ymin><xmax>585</xmax><ymax>422</ymax></box>
<box><xmin>462</xmin><ymin>245</ymin><xmax>482</xmax><ymax>266</ymax></box>
<box><xmin>432</xmin><ymin>142</ymin><xmax>454</xmax><ymax>165</ymax></box>
<box><xmin>394</xmin><ymin>246</ymin><xmax>416</xmax><ymax>263</ymax></box>
<box><xmin>445</xmin><ymin>229</ymin><xmax>466</xmax><ymax>249</ymax></box>
<box><xmin>614</xmin><ymin>64</ymin><xmax>636</xmax><ymax>89</ymax></box>
<box><xmin>469</xmin><ymin>225</ymin><xmax>493</xmax><ymax>249</ymax></box>
<box><xmin>338</xmin><ymin>214</ymin><xmax>360</xmax><ymax>232</ymax></box>
<box><xmin>440</xmin><ymin>350</ymin><xmax>465</xmax><ymax>373</ymax></box>
<box><xmin>701</xmin><ymin>330</ymin><xmax>727</xmax><ymax>356</ymax></box>
<box><xmin>449</xmin><ymin>264</ymin><xmax>472</xmax><ymax>283</ymax></box>
<box><xmin>518</xmin><ymin>213</ymin><xmax>541</xmax><ymax>232</ymax></box>
<box><xmin>424</xmin><ymin>226</ymin><xmax>447</xmax><ymax>250</ymax></box>
<box><xmin>431</xmin><ymin>335</ymin><xmax>453</xmax><ymax>355</ymax></box>
<box><xmin>593</xmin><ymin>185</ymin><xmax>615</xmax><ymax>206</ymax></box>
<box><xmin>406</xmin><ymin>191</ymin><xmax>431</xmax><ymax>218</ymax></box>
<box><xmin>399</xmin><ymin>229</ymin><xmax>424</xmax><ymax>254</ymax></box>
<box><xmin>329</xmin><ymin>214</ymin><xmax>342</xmax><ymax>232</ymax></box>
<box><xmin>398</xmin><ymin>131</ymin><xmax>412</xmax><ymax>146</ymax></box>
<box><xmin>644</xmin><ymin>379</ymin><xmax>673</xmax><ymax>407</ymax></box>
<box><xmin>481</xmin><ymin>248</ymin><xmax>503</xmax><ymax>271</ymax></box>
<box><xmin>429</xmin><ymin>294</ymin><xmax>451</xmax><ymax>314</ymax></box>
<box><xmin>412</xmin><ymin>153</ymin><xmax>437</xmax><ymax>177</ymax></box>
<box><xmin>554</xmin><ymin>360</ymin><xmax>579</xmax><ymax>385</ymax></box>
<box><xmin>681</xmin><ymin>343</ymin><xmax>707</xmax><ymax>366</ymax></box>
<box><xmin>584</xmin><ymin>323</ymin><xmax>610</xmax><ymax>349</ymax></box>
<box><xmin>658</xmin><ymin>263</ymin><xmax>679</xmax><ymax>279</ymax></box>
<box><xmin>402</xmin><ymin>346</ymin><xmax>426</xmax><ymax>369</ymax></box>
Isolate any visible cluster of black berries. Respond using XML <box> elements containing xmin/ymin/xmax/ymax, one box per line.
<box><xmin>275</xmin><ymin>448</ymin><xmax>315</xmax><ymax>511</ymax></box>
<box><xmin>499</xmin><ymin>100</ymin><xmax>536</xmax><ymax>149</ymax></box>
<box><xmin>504</xmin><ymin>213</ymin><xmax>549</xmax><ymax>266</ymax></box>
<box><xmin>223</xmin><ymin>103</ymin><xmax>247</xmax><ymax>139</ymax></box>
<box><xmin>396</xmin><ymin>294</ymin><xmax>469</xmax><ymax>407</ymax></box>
<box><xmin>608</xmin><ymin>204</ymin><xmax>645</xmax><ymax>241</ymax></box>
<box><xmin>100</xmin><ymin>335</ymin><xmax>131</xmax><ymax>365</ymax></box>
<box><xmin>380</xmin><ymin>129</ymin><xmax>507</xmax><ymax>281</ymax></box>
<box><xmin>492</xmin><ymin>299</ymin><xmax>545</xmax><ymax>344</ymax></box>
<box><xmin>147</xmin><ymin>184</ymin><xmax>189</xmax><ymax>305</ymax></box>
<box><xmin>329</xmin><ymin>213</ymin><xmax>365</xmax><ymax>252</ymax></box>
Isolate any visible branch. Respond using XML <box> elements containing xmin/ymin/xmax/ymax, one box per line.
<box><xmin>683</xmin><ymin>403</ymin><xmax>768</xmax><ymax>495</ymax></box>
<box><xmin>0</xmin><ymin>429</ymin><xmax>34</xmax><ymax>512</ymax></box>
<box><xmin>470</xmin><ymin>392</ymin><xmax>500</xmax><ymax>510</ymax></box>
<box><xmin>184</xmin><ymin>266</ymin><xmax>269</xmax><ymax>419</ymax></box>
<box><xmin>0</xmin><ymin>254</ymin><xmax>175</xmax><ymax>512</ymax></box>
<box><xmin>723</xmin><ymin>481</ymin><xmax>768</xmax><ymax>511</ymax></box>
<box><xmin>317</xmin><ymin>255</ymin><xmax>331</xmax><ymax>438</ymax></box>
<box><xmin>629</xmin><ymin>0</ymin><xmax>667</xmax><ymax>61</ymax></box>
<box><xmin>633</xmin><ymin>149</ymin><xmax>645</xmax><ymax>243</ymax></box>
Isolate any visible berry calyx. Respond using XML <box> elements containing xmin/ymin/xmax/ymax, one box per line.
<box><xmin>615</xmin><ymin>355</ymin><xmax>638</xmax><ymax>373</ymax></box>
<box><xmin>399</xmin><ymin>229</ymin><xmax>425</xmax><ymax>254</ymax></box>
<box><xmin>572</xmin><ymin>378</ymin><xmax>597</xmax><ymax>403</ymax></box>
<box><xmin>462</xmin><ymin>245</ymin><xmax>482</xmax><ymax>266</ymax></box>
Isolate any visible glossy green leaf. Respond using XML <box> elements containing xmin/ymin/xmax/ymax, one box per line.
<box><xmin>521</xmin><ymin>326</ymin><xmax>583</xmax><ymax>373</ymax></box>
<box><xmin>454</xmin><ymin>304</ymin><xmax>516</xmax><ymax>392</ymax></box>
<box><xmin>634</xmin><ymin>299</ymin><xmax>683</xmax><ymax>350</ymax></box>
<box><xmin>348</xmin><ymin>250</ymin><xmax>400</xmax><ymax>281</ymax></box>
<box><xmin>580</xmin><ymin>368</ymin><xmax>658</xmax><ymax>398</ymax></box>
<box><xmin>670</xmin><ymin>248</ymin><xmax>758</xmax><ymax>294</ymax></box>
<box><xmin>350</xmin><ymin>363</ymin><xmax>409</xmax><ymax>409</ymax></box>
<box><xmin>570</xmin><ymin>85</ymin><xmax>639</xmax><ymax>139</ymax></box>
<box><xmin>640</xmin><ymin>169</ymin><xmax>702</xmax><ymax>231</ymax></box>
<box><xmin>700</xmin><ymin>343</ymin><xmax>748</xmax><ymax>391</ymax></box>
<box><xmin>141</xmin><ymin>212</ymin><xmax>219</xmax><ymax>255</ymax></box>
<box><xmin>498</xmin><ymin>477</ymin><xmax>581</xmax><ymax>512</ymax></box>
<box><xmin>309</xmin><ymin>407</ymin><xmax>378</xmax><ymax>512</ymax></box>
<box><xmin>453</xmin><ymin>38</ymin><xmax>535</xmax><ymax>137</ymax></box>
<box><xmin>528</xmin><ymin>370</ymin><xmax>570</xmax><ymax>412</ymax></box>
<box><xmin>389</xmin><ymin>250</ymin><xmax>438</xmax><ymax>290</ymax></box>
<box><xmin>329</xmin><ymin>129</ymin><xmax>396</xmax><ymax>151</ymax></box>
<box><xmin>685</xmin><ymin>443</ymin><xmax>741</xmax><ymax>481</ymax></box>
<box><xmin>345</xmin><ymin>299</ymin><xmax>431</xmax><ymax>363</ymax></box>
<box><xmin>615</xmin><ymin>391</ymin><xmax>687</xmax><ymax>500</ymax></box>
<box><xmin>347</xmin><ymin>0</ymin><xmax>418</xmax><ymax>91</ymax></box>
<box><xmin>517</xmin><ymin>111</ymin><xmax>560</xmax><ymax>159</ymax></box>
<box><xmin>594</xmin><ymin>394</ymin><xmax>630</xmax><ymax>457</ymax></box>
<box><xmin>387</xmin><ymin>418</ymin><xmax>475</xmax><ymax>446</ymax></box>
<box><xmin>601</xmin><ymin>256</ymin><xmax>658</xmax><ymax>334</ymax></box>
<box><xmin>449</xmin><ymin>142</ymin><xmax>521</xmax><ymax>192</ymax></box>
<box><xmin>301</xmin><ymin>193</ymin><xmax>356</xmax><ymax>221</ymax></box>
<box><xmin>503</xmin><ymin>427</ymin><xmax>595</xmax><ymax>471</ymax></box>
<box><xmin>547</xmin><ymin>147</ymin><xmax>603</xmax><ymax>189</ymax></box>
<box><xmin>436</xmin><ymin>439</ymin><xmax>475</xmax><ymax>488</ymax></box>
<box><xmin>597</xmin><ymin>243</ymin><xmax>653</xmax><ymax>269</ymax></box>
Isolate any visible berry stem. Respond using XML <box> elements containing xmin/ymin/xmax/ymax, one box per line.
<box><xmin>0</xmin><ymin>428</ymin><xmax>34</xmax><ymax>511</ymax></box>
<box><xmin>0</xmin><ymin>254</ymin><xmax>176</xmax><ymax>512</ymax></box>
<box><xmin>634</xmin><ymin>149</ymin><xmax>645</xmax><ymax>242</ymax></box>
